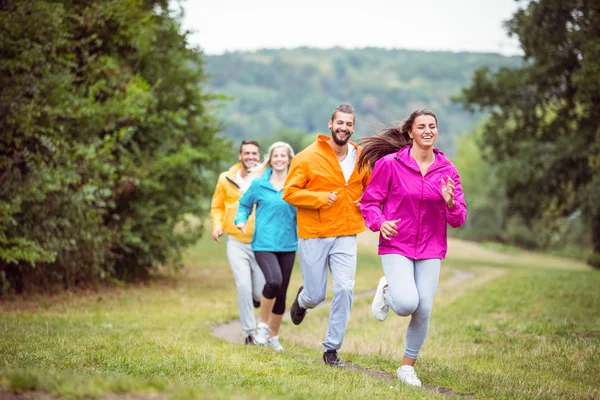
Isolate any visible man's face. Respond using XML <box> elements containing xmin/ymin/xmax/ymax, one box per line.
<box><xmin>238</xmin><ymin>144</ymin><xmax>260</xmax><ymax>170</ymax></box>
<box><xmin>328</xmin><ymin>112</ymin><xmax>355</xmax><ymax>146</ymax></box>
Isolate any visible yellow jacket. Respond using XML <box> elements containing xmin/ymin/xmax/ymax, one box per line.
<box><xmin>283</xmin><ymin>135</ymin><xmax>371</xmax><ymax>239</ymax></box>
<box><xmin>210</xmin><ymin>163</ymin><xmax>255</xmax><ymax>243</ymax></box>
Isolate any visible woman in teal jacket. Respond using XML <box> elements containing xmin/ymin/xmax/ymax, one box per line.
<box><xmin>235</xmin><ymin>142</ymin><xmax>297</xmax><ymax>352</ymax></box>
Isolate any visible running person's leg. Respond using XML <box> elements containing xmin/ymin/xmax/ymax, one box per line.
<box><xmin>381</xmin><ymin>254</ymin><xmax>440</xmax><ymax>386</ymax></box>
<box><xmin>265</xmin><ymin>251</ymin><xmax>295</xmax><ymax>352</ymax></box>
<box><xmin>250</xmin><ymin>251</ymin><xmax>266</xmax><ymax>311</ymax></box>
<box><xmin>227</xmin><ymin>237</ymin><xmax>262</xmax><ymax>339</ymax></box>
<box><xmin>270</xmin><ymin>251</ymin><xmax>296</xmax><ymax>335</ymax></box>
<box><xmin>296</xmin><ymin>237</ymin><xmax>334</xmax><ymax>308</ymax></box>
<box><xmin>381</xmin><ymin>254</ymin><xmax>419</xmax><ymax>318</ymax></box>
<box><xmin>290</xmin><ymin>238</ymin><xmax>333</xmax><ymax>325</ymax></box>
<box><xmin>254</xmin><ymin>251</ymin><xmax>282</xmax><ymax>322</ymax></box>
<box><xmin>323</xmin><ymin>235</ymin><xmax>357</xmax><ymax>365</ymax></box>
<box><xmin>404</xmin><ymin>258</ymin><xmax>440</xmax><ymax>359</ymax></box>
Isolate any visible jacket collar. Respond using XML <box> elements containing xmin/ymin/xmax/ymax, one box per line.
<box><xmin>257</xmin><ymin>167</ymin><xmax>273</xmax><ymax>186</ymax></box>
<box><xmin>396</xmin><ymin>146</ymin><xmax>449</xmax><ymax>173</ymax></box>
<box><xmin>226</xmin><ymin>162</ymin><xmax>244</xmax><ymax>178</ymax></box>
<box><xmin>316</xmin><ymin>134</ymin><xmax>359</xmax><ymax>151</ymax></box>
<box><xmin>225</xmin><ymin>163</ymin><xmax>244</xmax><ymax>188</ymax></box>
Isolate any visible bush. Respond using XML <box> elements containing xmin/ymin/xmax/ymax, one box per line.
<box><xmin>0</xmin><ymin>1</ymin><xmax>227</xmax><ymax>294</ymax></box>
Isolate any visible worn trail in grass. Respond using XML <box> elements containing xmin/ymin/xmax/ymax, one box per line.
<box><xmin>1</xmin><ymin>231</ymin><xmax>598</xmax><ymax>400</ymax></box>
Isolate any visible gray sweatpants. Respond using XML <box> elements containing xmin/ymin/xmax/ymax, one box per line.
<box><xmin>226</xmin><ymin>236</ymin><xmax>266</xmax><ymax>335</ymax></box>
<box><xmin>297</xmin><ymin>235</ymin><xmax>357</xmax><ymax>351</ymax></box>
<box><xmin>382</xmin><ymin>254</ymin><xmax>441</xmax><ymax>359</ymax></box>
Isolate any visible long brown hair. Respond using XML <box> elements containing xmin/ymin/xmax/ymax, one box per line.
<box><xmin>357</xmin><ymin>109</ymin><xmax>438</xmax><ymax>172</ymax></box>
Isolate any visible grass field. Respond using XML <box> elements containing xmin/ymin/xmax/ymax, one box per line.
<box><xmin>1</xmin><ymin>230</ymin><xmax>598</xmax><ymax>399</ymax></box>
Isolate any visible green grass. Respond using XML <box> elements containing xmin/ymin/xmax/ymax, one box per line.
<box><xmin>0</xmin><ymin>232</ymin><xmax>598</xmax><ymax>399</ymax></box>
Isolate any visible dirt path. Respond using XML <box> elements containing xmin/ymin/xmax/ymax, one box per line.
<box><xmin>211</xmin><ymin>268</ymin><xmax>478</xmax><ymax>398</ymax></box>
<box><xmin>211</xmin><ymin>268</ymin><xmax>475</xmax><ymax>344</ymax></box>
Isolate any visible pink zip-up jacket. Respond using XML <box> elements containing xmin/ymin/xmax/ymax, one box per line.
<box><xmin>360</xmin><ymin>146</ymin><xmax>467</xmax><ymax>259</ymax></box>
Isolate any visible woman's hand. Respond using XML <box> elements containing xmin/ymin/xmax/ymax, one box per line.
<box><xmin>380</xmin><ymin>219</ymin><xmax>401</xmax><ymax>240</ymax></box>
<box><xmin>236</xmin><ymin>222</ymin><xmax>246</xmax><ymax>233</ymax></box>
<box><xmin>441</xmin><ymin>175</ymin><xmax>455</xmax><ymax>208</ymax></box>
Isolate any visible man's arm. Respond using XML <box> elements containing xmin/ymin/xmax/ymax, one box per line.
<box><xmin>234</xmin><ymin>180</ymin><xmax>256</xmax><ymax>227</ymax></box>
<box><xmin>282</xmin><ymin>157</ymin><xmax>330</xmax><ymax>209</ymax></box>
<box><xmin>210</xmin><ymin>176</ymin><xmax>225</xmax><ymax>242</ymax></box>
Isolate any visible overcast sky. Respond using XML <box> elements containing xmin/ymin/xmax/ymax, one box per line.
<box><xmin>175</xmin><ymin>0</ymin><xmax>524</xmax><ymax>56</ymax></box>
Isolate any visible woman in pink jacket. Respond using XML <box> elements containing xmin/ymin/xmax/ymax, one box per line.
<box><xmin>358</xmin><ymin>109</ymin><xmax>467</xmax><ymax>387</ymax></box>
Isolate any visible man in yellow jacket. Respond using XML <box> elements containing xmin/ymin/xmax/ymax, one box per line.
<box><xmin>211</xmin><ymin>140</ymin><xmax>265</xmax><ymax>345</ymax></box>
<box><xmin>283</xmin><ymin>104</ymin><xmax>371</xmax><ymax>366</ymax></box>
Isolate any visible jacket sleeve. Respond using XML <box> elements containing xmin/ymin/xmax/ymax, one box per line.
<box><xmin>282</xmin><ymin>157</ymin><xmax>330</xmax><ymax>209</ymax></box>
<box><xmin>210</xmin><ymin>175</ymin><xmax>226</xmax><ymax>230</ymax></box>
<box><xmin>361</xmin><ymin>167</ymin><xmax>372</xmax><ymax>191</ymax></box>
<box><xmin>357</xmin><ymin>146</ymin><xmax>372</xmax><ymax>191</ymax></box>
<box><xmin>234</xmin><ymin>181</ymin><xmax>257</xmax><ymax>225</ymax></box>
<box><xmin>360</xmin><ymin>158</ymin><xmax>390</xmax><ymax>232</ymax></box>
<box><xmin>446</xmin><ymin>167</ymin><xmax>467</xmax><ymax>228</ymax></box>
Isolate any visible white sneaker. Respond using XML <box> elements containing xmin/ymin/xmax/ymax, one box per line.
<box><xmin>255</xmin><ymin>322</ymin><xmax>269</xmax><ymax>345</ymax></box>
<box><xmin>267</xmin><ymin>336</ymin><xmax>284</xmax><ymax>352</ymax></box>
<box><xmin>396</xmin><ymin>365</ymin><xmax>422</xmax><ymax>387</ymax></box>
<box><xmin>372</xmin><ymin>276</ymin><xmax>389</xmax><ymax>321</ymax></box>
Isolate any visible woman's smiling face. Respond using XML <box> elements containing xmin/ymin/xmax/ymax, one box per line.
<box><xmin>270</xmin><ymin>146</ymin><xmax>290</xmax><ymax>171</ymax></box>
<box><xmin>409</xmin><ymin>115</ymin><xmax>438</xmax><ymax>149</ymax></box>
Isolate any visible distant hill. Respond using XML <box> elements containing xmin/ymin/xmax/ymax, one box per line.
<box><xmin>204</xmin><ymin>47</ymin><xmax>521</xmax><ymax>155</ymax></box>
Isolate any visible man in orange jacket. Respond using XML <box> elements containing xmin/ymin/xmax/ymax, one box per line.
<box><xmin>283</xmin><ymin>104</ymin><xmax>371</xmax><ymax>366</ymax></box>
<box><xmin>211</xmin><ymin>140</ymin><xmax>265</xmax><ymax>345</ymax></box>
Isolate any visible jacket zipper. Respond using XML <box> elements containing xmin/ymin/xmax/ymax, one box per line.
<box><xmin>226</xmin><ymin>176</ymin><xmax>240</xmax><ymax>189</ymax></box>
<box><xmin>396</xmin><ymin>150</ymin><xmax>447</xmax><ymax>259</ymax></box>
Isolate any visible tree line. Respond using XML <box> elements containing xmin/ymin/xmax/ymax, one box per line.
<box><xmin>456</xmin><ymin>0</ymin><xmax>599</xmax><ymax>268</ymax></box>
<box><xmin>203</xmin><ymin>47</ymin><xmax>522</xmax><ymax>157</ymax></box>
<box><xmin>1</xmin><ymin>0</ymin><xmax>596</xmax><ymax>297</ymax></box>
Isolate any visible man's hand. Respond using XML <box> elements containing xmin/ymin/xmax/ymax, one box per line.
<box><xmin>236</xmin><ymin>222</ymin><xmax>246</xmax><ymax>234</ymax></box>
<box><xmin>212</xmin><ymin>228</ymin><xmax>223</xmax><ymax>243</ymax></box>
<box><xmin>380</xmin><ymin>219</ymin><xmax>401</xmax><ymax>241</ymax></box>
<box><xmin>328</xmin><ymin>191</ymin><xmax>337</xmax><ymax>206</ymax></box>
<box><xmin>353</xmin><ymin>196</ymin><xmax>362</xmax><ymax>208</ymax></box>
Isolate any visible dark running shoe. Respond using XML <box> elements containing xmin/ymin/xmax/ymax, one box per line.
<box><xmin>244</xmin><ymin>335</ymin><xmax>256</xmax><ymax>345</ymax></box>
<box><xmin>290</xmin><ymin>286</ymin><xmax>307</xmax><ymax>325</ymax></box>
<box><xmin>253</xmin><ymin>299</ymin><xmax>260</xmax><ymax>308</ymax></box>
<box><xmin>323</xmin><ymin>350</ymin><xmax>345</xmax><ymax>367</ymax></box>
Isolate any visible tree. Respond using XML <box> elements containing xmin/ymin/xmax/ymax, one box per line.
<box><xmin>0</xmin><ymin>0</ymin><xmax>226</xmax><ymax>294</ymax></box>
<box><xmin>459</xmin><ymin>0</ymin><xmax>600</xmax><ymax>267</ymax></box>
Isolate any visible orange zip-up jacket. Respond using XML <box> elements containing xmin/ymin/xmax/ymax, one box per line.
<box><xmin>283</xmin><ymin>135</ymin><xmax>371</xmax><ymax>239</ymax></box>
<box><xmin>210</xmin><ymin>163</ymin><xmax>254</xmax><ymax>243</ymax></box>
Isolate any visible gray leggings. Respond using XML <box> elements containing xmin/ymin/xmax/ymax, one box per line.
<box><xmin>382</xmin><ymin>255</ymin><xmax>441</xmax><ymax>359</ymax></box>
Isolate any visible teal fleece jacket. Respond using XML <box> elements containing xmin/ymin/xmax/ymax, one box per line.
<box><xmin>234</xmin><ymin>168</ymin><xmax>298</xmax><ymax>252</ymax></box>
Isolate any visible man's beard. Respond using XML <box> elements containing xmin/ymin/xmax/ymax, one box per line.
<box><xmin>331</xmin><ymin>128</ymin><xmax>351</xmax><ymax>146</ymax></box>
<box><xmin>243</xmin><ymin>160</ymin><xmax>259</xmax><ymax>171</ymax></box>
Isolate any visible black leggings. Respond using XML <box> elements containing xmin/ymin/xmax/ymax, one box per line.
<box><xmin>253</xmin><ymin>251</ymin><xmax>296</xmax><ymax>315</ymax></box>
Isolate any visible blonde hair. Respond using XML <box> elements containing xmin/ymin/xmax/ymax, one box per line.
<box><xmin>248</xmin><ymin>141</ymin><xmax>295</xmax><ymax>178</ymax></box>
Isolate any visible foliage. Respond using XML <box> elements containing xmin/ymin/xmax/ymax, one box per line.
<box><xmin>255</xmin><ymin>128</ymin><xmax>318</xmax><ymax>156</ymax></box>
<box><xmin>458</xmin><ymin>0</ymin><xmax>600</xmax><ymax>267</ymax></box>
<box><xmin>453</xmin><ymin>124</ymin><xmax>592</xmax><ymax>251</ymax></box>
<box><xmin>204</xmin><ymin>48</ymin><xmax>521</xmax><ymax>156</ymax></box>
<box><xmin>0</xmin><ymin>0</ymin><xmax>226</xmax><ymax>294</ymax></box>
